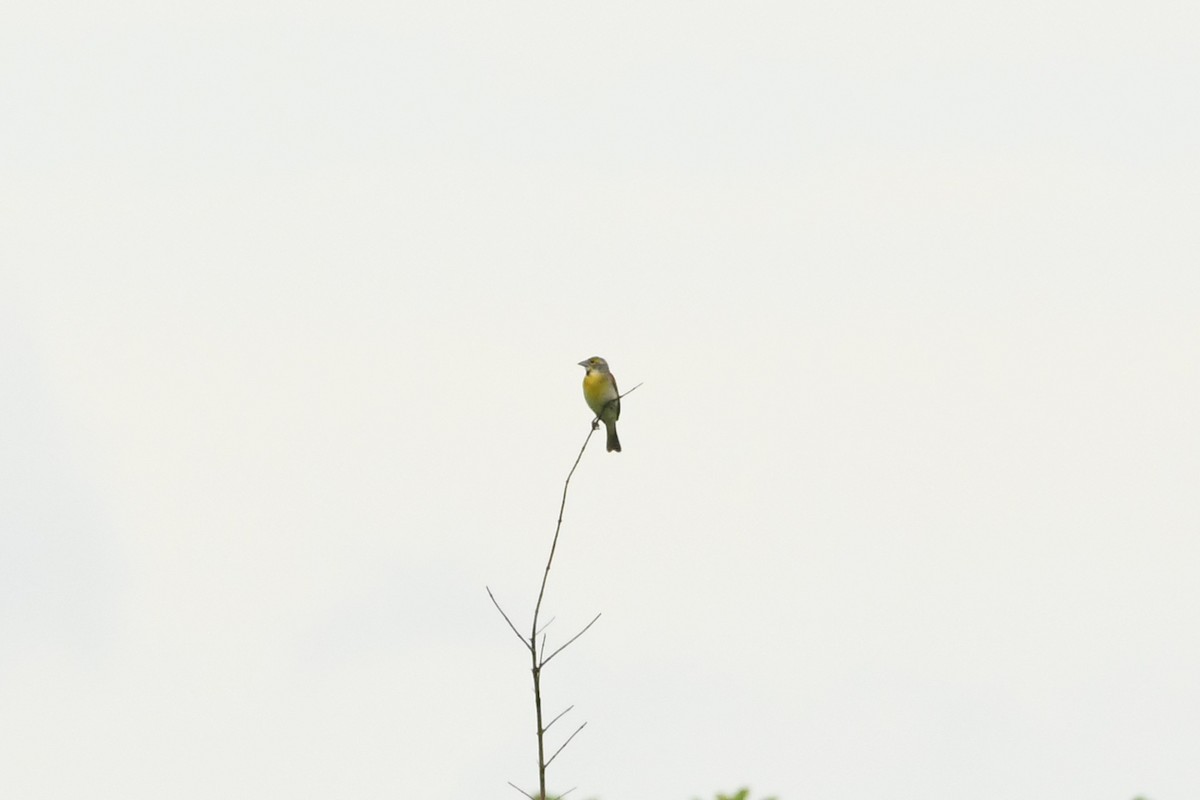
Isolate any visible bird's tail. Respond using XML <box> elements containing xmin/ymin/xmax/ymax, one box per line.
<box><xmin>605</xmin><ymin>421</ymin><xmax>621</xmax><ymax>453</ymax></box>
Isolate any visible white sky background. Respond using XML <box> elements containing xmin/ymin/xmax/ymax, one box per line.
<box><xmin>2</xmin><ymin>1</ymin><xmax>1198</xmax><ymax>798</ymax></box>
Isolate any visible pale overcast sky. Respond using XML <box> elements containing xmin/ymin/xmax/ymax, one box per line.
<box><xmin>3</xmin><ymin>1</ymin><xmax>1198</xmax><ymax>799</ymax></box>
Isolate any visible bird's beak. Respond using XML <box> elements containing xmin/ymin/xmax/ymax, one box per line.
<box><xmin>577</xmin><ymin>360</ymin><xmax>589</xmax><ymax>367</ymax></box>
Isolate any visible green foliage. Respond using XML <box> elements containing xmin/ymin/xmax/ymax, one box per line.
<box><xmin>701</xmin><ymin>789</ymin><xmax>778</xmax><ymax>800</ymax></box>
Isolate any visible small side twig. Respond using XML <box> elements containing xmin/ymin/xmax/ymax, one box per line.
<box><xmin>487</xmin><ymin>587</ymin><xmax>529</xmax><ymax>652</ymax></box>
<box><xmin>545</xmin><ymin>722</ymin><xmax>588</xmax><ymax>769</ymax></box>
<box><xmin>544</xmin><ymin>704</ymin><xmax>574</xmax><ymax>733</ymax></box>
<box><xmin>506</xmin><ymin>781</ymin><xmax>535</xmax><ymax>799</ymax></box>
<box><xmin>541</xmin><ymin>613</ymin><xmax>602</xmax><ymax>667</ymax></box>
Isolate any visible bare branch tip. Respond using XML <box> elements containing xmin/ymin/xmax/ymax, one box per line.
<box><xmin>617</xmin><ymin>381</ymin><xmax>644</xmax><ymax>399</ymax></box>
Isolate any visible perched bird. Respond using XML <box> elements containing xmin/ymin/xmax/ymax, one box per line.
<box><xmin>578</xmin><ymin>356</ymin><xmax>621</xmax><ymax>452</ymax></box>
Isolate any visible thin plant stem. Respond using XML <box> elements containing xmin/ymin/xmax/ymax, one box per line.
<box><xmin>528</xmin><ymin>424</ymin><xmax>596</xmax><ymax>799</ymax></box>
<box><xmin>493</xmin><ymin>383</ymin><xmax>642</xmax><ymax>799</ymax></box>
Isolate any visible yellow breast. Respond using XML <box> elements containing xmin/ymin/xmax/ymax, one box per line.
<box><xmin>582</xmin><ymin>370</ymin><xmax>618</xmax><ymax>416</ymax></box>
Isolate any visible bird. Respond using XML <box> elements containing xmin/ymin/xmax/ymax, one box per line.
<box><xmin>578</xmin><ymin>356</ymin><xmax>621</xmax><ymax>452</ymax></box>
